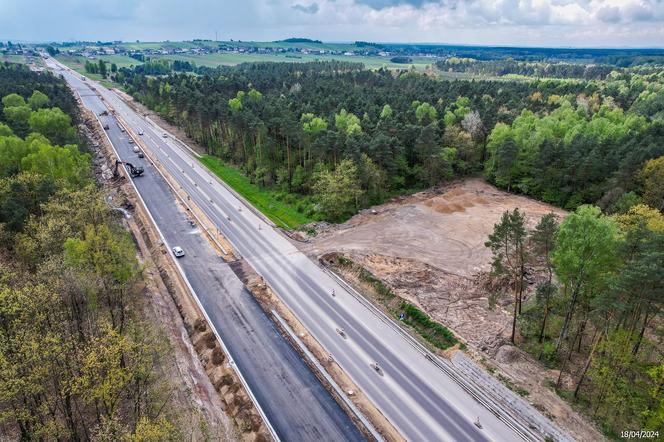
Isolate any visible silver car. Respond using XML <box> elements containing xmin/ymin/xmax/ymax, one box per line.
<box><xmin>172</xmin><ymin>246</ymin><xmax>185</xmax><ymax>258</ymax></box>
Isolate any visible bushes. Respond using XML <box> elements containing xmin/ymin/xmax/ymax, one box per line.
<box><xmin>399</xmin><ymin>302</ymin><xmax>458</xmax><ymax>350</ymax></box>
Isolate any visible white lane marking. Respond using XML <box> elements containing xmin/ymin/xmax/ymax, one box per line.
<box><xmin>76</xmin><ymin>70</ymin><xmax>523</xmax><ymax>441</ymax></box>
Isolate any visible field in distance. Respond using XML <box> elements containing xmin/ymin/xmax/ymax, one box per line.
<box><xmin>55</xmin><ymin>51</ymin><xmax>439</xmax><ymax>72</ymax></box>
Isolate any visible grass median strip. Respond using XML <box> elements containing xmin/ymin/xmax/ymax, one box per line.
<box><xmin>199</xmin><ymin>155</ymin><xmax>312</xmax><ymax>230</ymax></box>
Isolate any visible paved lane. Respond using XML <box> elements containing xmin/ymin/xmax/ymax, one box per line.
<box><xmin>52</xmin><ymin>61</ymin><xmax>365</xmax><ymax>442</ymax></box>
<box><xmin>52</xmin><ymin>58</ymin><xmax>524</xmax><ymax>442</ymax></box>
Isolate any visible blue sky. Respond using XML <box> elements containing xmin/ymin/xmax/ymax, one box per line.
<box><xmin>1</xmin><ymin>0</ymin><xmax>664</xmax><ymax>47</ymax></box>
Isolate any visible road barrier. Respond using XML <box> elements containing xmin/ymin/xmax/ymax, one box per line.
<box><xmin>322</xmin><ymin>266</ymin><xmax>569</xmax><ymax>442</ymax></box>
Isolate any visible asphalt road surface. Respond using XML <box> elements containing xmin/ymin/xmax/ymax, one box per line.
<box><xmin>50</xmin><ymin>58</ymin><xmax>522</xmax><ymax>442</ymax></box>
<box><xmin>48</xmin><ymin>60</ymin><xmax>364</xmax><ymax>442</ymax></box>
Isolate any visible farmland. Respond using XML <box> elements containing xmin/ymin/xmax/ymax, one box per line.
<box><xmin>56</xmin><ymin>50</ymin><xmax>436</xmax><ymax>72</ymax></box>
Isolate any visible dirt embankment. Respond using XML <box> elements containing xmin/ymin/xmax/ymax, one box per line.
<box><xmin>302</xmin><ymin>179</ymin><xmax>604</xmax><ymax>442</ymax></box>
<box><xmin>83</xmin><ymin>104</ymin><xmax>269</xmax><ymax>441</ymax></box>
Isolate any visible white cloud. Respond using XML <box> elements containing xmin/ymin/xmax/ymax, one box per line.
<box><xmin>0</xmin><ymin>0</ymin><xmax>663</xmax><ymax>47</ymax></box>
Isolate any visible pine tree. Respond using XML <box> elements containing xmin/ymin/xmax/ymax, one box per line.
<box><xmin>485</xmin><ymin>208</ymin><xmax>527</xmax><ymax>343</ymax></box>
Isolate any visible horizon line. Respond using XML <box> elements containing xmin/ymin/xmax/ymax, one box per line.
<box><xmin>3</xmin><ymin>38</ymin><xmax>664</xmax><ymax>51</ymax></box>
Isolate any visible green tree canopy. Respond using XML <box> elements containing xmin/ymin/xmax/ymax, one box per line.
<box><xmin>313</xmin><ymin>159</ymin><xmax>364</xmax><ymax>220</ymax></box>
<box><xmin>415</xmin><ymin>101</ymin><xmax>437</xmax><ymax>123</ymax></box>
<box><xmin>28</xmin><ymin>107</ymin><xmax>77</xmax><ymax>145</ymax></box>
<box><xmin>0</xmin><ymin>122</ymin><xmax>13</xmax><ymax>137</ymax></box>
<box><xmin>379</xmin><ymin>104</ymin><xmax>393</xmax><ymax>119</ymax></box>
<box><xmin>19</xmin><ymin>134</ymin><xmax>90</xmax><ymax>185</ymax></box>
<box><xmin>301</xmin><ymin>113</ymin><xmax>328</xmax><ymax>136</ymax></box>
<box><xmin>27</xmin><ymin>90</ymin><xmax>49</xmax><ymax>110</ymax></box>
<box><xmin>640</xmin><ymin>156</ymin><xmax>664</xmax><ymax>211</ymax></box>
<box><xmin>334</xmin><ymin>109</ymin><xmax>361</xmax><ymax>135</ymax></box>
<box><xmin>552</xmin><ymin>205</ymin><xmax>620</xmax><ymax>349</ymax></box>
<box><xmin>2</xmin><ymin>92</ymin><xmax>26</xmax><ymax>108</ymax></box>
<box><xmin>485</xmin><ymin>208</ymin><xmax>528</xmax><ymax>343</ymax></box>
<box><xmin>3</xmin><ymin>103</ymin><xmax>31</xmax><ymax>134</ymax></box>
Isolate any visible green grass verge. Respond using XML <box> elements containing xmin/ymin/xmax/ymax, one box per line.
<box><xmin>198</xmin><ymin>155</ymin><xmax>312</xmax><ymax>230</ymax></box>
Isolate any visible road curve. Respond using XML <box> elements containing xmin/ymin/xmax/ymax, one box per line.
<box><xmin>49</xmin><ymin>59</ymin><xmax>365</xmax><ymax>442</ymax></box>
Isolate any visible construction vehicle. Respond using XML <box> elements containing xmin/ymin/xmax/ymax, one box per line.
<box><xmin>114</xmin><ymin>160</ymin><xmax>144</xmax><ymax>178</ymax></box>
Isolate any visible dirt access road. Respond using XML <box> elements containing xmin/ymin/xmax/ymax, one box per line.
<box><xmin>302</xmin><ymin>179</ymin><xmax>605</xmax><ymax>442</ymax></box>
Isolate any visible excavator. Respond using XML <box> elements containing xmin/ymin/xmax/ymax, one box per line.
<box><xmin>114</xmin><ymin>160</ymin><xmax>144</xmax><ymax>178</ymax></box>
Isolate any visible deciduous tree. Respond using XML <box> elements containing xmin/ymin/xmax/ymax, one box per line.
<box><xmin>552</xmin><ymin>205</ymin><xmax>619</xmax><ymax>353</ymax></box>
<box><xmin>312</xmin><ymin>159</ymin><xmax>363</xmax><ymax>220</ymax></box>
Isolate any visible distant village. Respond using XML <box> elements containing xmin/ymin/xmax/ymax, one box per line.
<box><xmin>0</xmin><ymin>42</ymin><xmax>37</xmax><ymax>57</ymax></box>
<box><xmin>0</xmin><ymin>39</ymin><xmax>446</xmax><ymax>63</ymax></box>
<box><xmin>52</xmin><ymin>41</ymin><xmax>401</xmax><ymax>59</ymax></box>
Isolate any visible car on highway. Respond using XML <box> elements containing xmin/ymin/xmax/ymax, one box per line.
<box><xmin>138</xmin><ymin>129</ymin><xmax>144</xmax><ymax>135</ymax></box>
<box><xmin>137</xmin><ymin>151</ymin><xmax>144</xmax><ymax>158</ymax></box>
<box><xmin>172</xmin><ymin>246</ymin><xmax>185</xmax><ymax>258</ymax></box>
<box><xmin>132</xmin><ymin>145</ymin><xmax>140</xmax><ymax>153</ymax></box>
<box><xmin>370</xmin><ymin>361</ymin><xmax>383</xmax><ymax>376</ymax></box>
<box><xmin>162</xmin><ymin>133</ymin><xmax>168</xmax><ymax>138</ymax></box>
<box><xmin>103</xmin><ymin>124</ymin><xmax>109</xmax><ymax>130</ymax></box>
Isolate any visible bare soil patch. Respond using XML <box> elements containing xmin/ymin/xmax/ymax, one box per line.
<box><xmin>305</xmin><ymin>178</ymin><xmax>565</xmax><ymax>277</ymax></box>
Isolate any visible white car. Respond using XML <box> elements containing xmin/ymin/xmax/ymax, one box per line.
<box><xmin>138</xmin><ymin>129</ymin><xmax>144</xmax><ymax>136</ymax></box>
<box><xmin>162</xmin><ymin>133</ymin><xmax>168</xmax><ymax>138</ymax></box>
<box><xmin>172</xmin><ymin>246</ymin><xmax>185</xmax><ymax>258</ymax></box>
